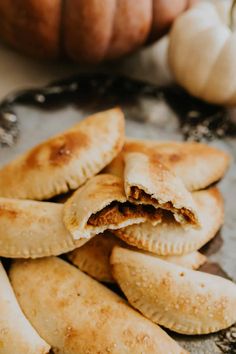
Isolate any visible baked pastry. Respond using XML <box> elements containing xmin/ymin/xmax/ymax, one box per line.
<box><xmin>0</xmin><ymin>103</ymin><xmax>231</xmax><ymax>352</ymax></box>
<box><xmin>151</xmin><ymin>251</ymin><xmax>206</xmax><ymax>270</ymax></box>
<box><xmin>0</xmin><ymin>261</ymin><xmax>50</xmax><ymax>353</ymax></box>
<box><xmin>10</xmin><ymin>257</ymin><xmax>187</xmax><ymax>354</ymax></box>
<box><xmin>0</xmin><ymin>108</ymin><xmax>124</xmax><ymax>200</ymax></box>
<box><xmin>124</xmin><ymin>151</ymin><xmax>199</xmax><ymax>225</ymax></box>
<box><xmin>105</xmin><ymin>139</ymin><xmax>230</xmax><ymax>191</ymax></box>
<box><xmin>63</xmin><ymin>174</ymin><xmax>162</xmax><ymax>240</ymax></box>
<box><xmin>68</xmin><ymin>232</ymin><xmax>206</xmax><ymax>283</ymax></box>
<box><xmin>111</xmin><ymin>247</ymin><xmax>236</xmax><ymax>334</ymax></box>
<box><xmin>0</xmin><ymin>197</ymin><xmax>89</xmax><ymax>258</ymax></box>
<box><xmin>114</xmin><ymin>188</ymin><xmax>223</xmax><ymax>255</ymax></box>
<box><xmin>67</xmin><ymin>232</ymin><xmax>124</xmax><ymax>283</ymax></box>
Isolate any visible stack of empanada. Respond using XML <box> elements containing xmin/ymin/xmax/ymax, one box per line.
<box><xmin>0</xmin><ymin>107</ymin><xmax>234</xmax><ymax>353</ymax></box>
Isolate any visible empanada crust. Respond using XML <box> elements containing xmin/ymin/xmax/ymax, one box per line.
<box><xmin>63</xmin><ymin>174</ymin><xmax>162</xmax><ymax>240</ymax></box>
<box><xmin>124</xmin><ymin>151</ymin><xmax>200</xmax><ymax>225</ymax></box>
<box><xmin>106</xmin><ymin>139</ymin><xmax>230</xmax><ymax>191</ymax></box>
<box><xmin>0</xmin><ymin>197</ymin><xmax>87</xmax><ymax>258</ymax></box>
<box><xmin>114</xmin><ymin>188</ymin><xmax>223</xmax><ymax>255</ymax></box>
<box><xmin>10</xmin><ymin>257</ymin><xmax>186</xmax><ymax>354</ymax></box>
<box><xmin>111</xmin><ymin>247</ymin><xmax>236</xmax><ymax>335</ymax></box>
<box><xmin>0</xmin><ymin>262</ymin><xmax>50</xmax><ymax>353</ymax></box>
<box><xmin>0</xmin><ymin>108</ymin><xmax>125</xmax><ymax>200</ymax></box>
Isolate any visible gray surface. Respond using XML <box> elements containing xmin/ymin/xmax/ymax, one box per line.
<box><xmin>0</xmin><ymin>97</ymin><xmax>235</xmax><ymax>354</ymax></box>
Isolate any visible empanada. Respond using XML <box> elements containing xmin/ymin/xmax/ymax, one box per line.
<box><xmin>67</xmin><ymin>232</ymin><xmax>124</xmax><ymax>283</ymax></box>
<box><xmin>114</xmin><ymin>188</ymin><xmax>223</xmax><ymax>255</ymax></box>
<box><xmin>111</xmin><ymin>247</ymin><xmax>236</xmax><ymax>335</ymax></box>
<box><xmin>0</xmin><ymin>108</ymin><xmax>124</xmax><ymax>200</ymax></box>
<box><xmin>0</xmin><ymin>262</ymin><xmax>50</xmax><ymax>353</ymax></box>
<box><xmin>63</xmin><ymin>174</ymin><xmax>162</xmax><ymax>240</ymax></box>
<box><xmin>0</xmin><ymin>197</ymin><xmax>87</xmax><ymax>258</ymax></box>
<box><xmin>9</xmin><ymin>257</ymin><xmax>187</xmax><ymax>354</ymax></box>
<box><xmin>105</xmin><ymin>139</ymin><xmax>230</xmax><ymax>191</ymax></box>
<box><xmin>68</xmin><ymin>232</ymin><xmax>206</xmax><ymax>283</ymax></box>
<box><xmin>157</xmin><ymin>251</ymin><xmax>206</xmax><ymax>270</ymax></box>
<box><xmin>124</xmin><ymin>151</ymin><xmax>199</xmax><ymax>225</ymax></box>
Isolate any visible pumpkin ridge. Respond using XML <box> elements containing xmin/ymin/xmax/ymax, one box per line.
<box><xmin>58</xmin><ymin>0</ymin><xmax>66</xmax><ymax>57</ymax></box>
<box><xmin>180</xmin><ymin>26</ymin><xmax>217</xmax><ymax>89</ymax></box>
<box><xmin>169</xmin><ymin>11</ymin><xmax>219</xmax><ymax>86</ymax></box>
<box><xmin>227</xmin><ymin>72</ymin><xmax>236</xmax><ymax>103</ymax></box>
<box><xmin>200</xmin><ymin>35</ymin><xmax>233</xmax><ymax>103</ymax></box>
<box><xmin>106</xmin><ymin>0</ymin><xmax>153</xmax><ymax>60</ymax></box>
<box><xmin>103</xmin><ymin>0</ymin><xmax>118</xmax><ymax>60</ymax></box>
<box><xmin>168</xmin><ymin>1</ymin><xmax>236</xmax><ymax>105</ymax></box>
<box><xmin>186</xmin><ymin>25</ymin><xmax>230</xmax><ymax>97</ymax></box>
<box><xmin>0</xmin><ymin>0</ymin><xmax>199</xmax><ymax>62</ymax></box>
<box><xmin>63</xmin><ymin>0</ymin><xmax>117</xmax><ymax>63</ymax></box>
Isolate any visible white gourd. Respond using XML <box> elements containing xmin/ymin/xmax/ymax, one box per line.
<box><xmin>168</xmin><ymin>1</ymin><xmax>236</xmax><ymax>105</ymax></box>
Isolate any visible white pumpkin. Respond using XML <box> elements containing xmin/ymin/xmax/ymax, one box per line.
<box><xmin>168</xmin><ymin>1</ymin><xmax>236</xmax><ymax>105</ymax></box>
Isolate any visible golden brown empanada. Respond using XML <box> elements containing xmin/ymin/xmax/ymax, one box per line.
<box><xmin>9</xmin><ymin>257</ymin><xmax>187</xmax><ymax>354</ymax></box>
<box><xmin>0</xmin><ymin>108</ymin><xmax>124</xmax><ymax>200</ymax></box>
<box><xmin>114</xmin><ymin>188</ymin><xmax>223</xmax><ymax>255</ymax></box>
<box><xmin>124</xmin><ymin>151</ymin><xmax>199</xmax><ymax>225</ymax></box>
<box><xmin>111</xmin><ymin>247</ymin><xmax>236</xmax><ymax>335</ymax></box>
<box><xmin>157</xmin><ymin>251</ymin><xmax>206</xmax><ymax>270</ymax></box>
<box><xmin>0</xmin><ymin>262</ymin><xmax>50</xmax><ymax>353</ymax></box>
<box><xmin>63</xmin><ymin>174</ymin><xmax>162</xmax><ymax>240</ymax></box>
<box><xmin>68</xmin><ymin>232</ymin><xmax>206</xmax><ymax>283</ymax></box>
<box><xmin>0</xmin><ymin>197</ymin><xmax>88</xmax><ymax>258</ymax></box>
<box><xmin>67</xmin><ymin>232</ymin><xmax>124</xmax><ymax>283</ymax></box>
<box><xmin>105</xmin><ymin>139</ymin><xmax>230</xmax><ymax>191</ymax></box>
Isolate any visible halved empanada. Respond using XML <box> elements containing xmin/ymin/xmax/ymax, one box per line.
<box><xmin>0</xmin><ymin>262</ymin><xmax>50</xmax><ymax>353</ymax></box>
<box><xmin>114</xmin><ymin>188</ymin><xmax>223</xmax><ymax>255</ymax></box>
<box><xmin>124</xmin><ymin>151</ymin><xmax>199</xmax><ymax>225</ymax></box>
<box><xmin>9</xmin><ymin>257</ymin><xmax>187</xmax><ymax>354</ymax></box>
<box><xmin>0</xmin><ymin>197</ymin><xmax>88</xmax><ymax>258</ymax></box>
<box><xmin>68</xmin><ymin>232</ymin><xmax>206</xmax><ymax>283</ymax></box>
<box><xmin>111</xmin><ymin>247</ymin><xmax>236</xmax><ymax>335</ymax></box>
<box><xmin>0</xmin><ymin>108</ymin><xmax>124</xmax><ymax>200</ymax></box>
<box><xmin>105</xmin><ymin>139</ymin><xmax>230</xmax><ymax>191</ymax></box>
<box><xmin>63</xmin><ymin>174</ymin><xmax>162</xmax><ymax>240</ymax></box>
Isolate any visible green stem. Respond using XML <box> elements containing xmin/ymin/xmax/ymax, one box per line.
<box><xmin>230</xmin><ymin>0</ymin><xmax>236</xmax><ymax>30</ymax></box>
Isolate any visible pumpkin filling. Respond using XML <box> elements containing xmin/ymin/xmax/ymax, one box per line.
<box><xmin>129</xmin><ymin>186</ymin><xmax>195</xmax><ymax>224</ymax></box>
<box><xmin>87</xmin><ymin>201</ymin><xmax>162</xmax><ymax>227</ymax></box>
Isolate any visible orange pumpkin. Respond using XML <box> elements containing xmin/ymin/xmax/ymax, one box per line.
<box><xmin>0</xmin><ymin>0</ymin><xmax>196</xmax><ymax>63</ymax></box>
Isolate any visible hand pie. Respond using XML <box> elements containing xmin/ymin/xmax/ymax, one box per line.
<box><xmin>68</xmin><ymin>232</ymin><xmax>205</xmax><ymax>283</ymax></box>
<box><xmin>157</xmin><ymin>251</ymin><xmax>206</xmax><ymax>270</ymax></box>
<box><xmin>124</xmin><ymin>151</ymin><xmax>199</xmax><ymax>225</ymax></box>
<box><xmin>63</xmin><ymin>174</ymin><xmax>162</xmax><ymax>240</ymax></box>
<box><xmin>105</xmin><ymin>139</ymin><xmax>230</xmax><ymax>191</ymax></box>
<box><xmin>111</xmin><ymin>247</ymin><xmax>236</xmax><ymax>335</ymax></box>
<box><xmin>0</xmin><ymin>261</ymin><xmax>50</xmax><ymax>354</ymax></box>
<box><xmin>0</xmin><ymin>108</ymin><xmax>124</xmax><ymax>200</ymax></box>
<box><xmin>9</xmin><ymin>257</ymin><xmax>187</xmax><ymax>354</ymax></box>
<box><xmin>0</xmin><ymin>197</ymin><xmax>88</xmax><ymax>258</ymax></box>
<box><xmin>114</xmin><ymin>188</ymin><xmax>223</xmax><ymax>255</ymax></box>
<box><xmin>67</xmin><ymin>232</ymin><xmax>125</xmax><ymax>283</ymax></box>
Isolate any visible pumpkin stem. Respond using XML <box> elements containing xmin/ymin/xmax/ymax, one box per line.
<box><xmin>230</xmin><ymin>0</ymin><xmax>236</xmax><ymax>30</ymax></box>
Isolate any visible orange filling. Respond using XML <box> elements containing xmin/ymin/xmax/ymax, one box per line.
<box><xmin>87</xmin><ymin>201</ymin><xmax>162</xmax><ymax>227</ymax></box>
<box><xmin>130</xmin><ymin>186</ymin><xmax>195</xmax><ymax>224</ymax></box>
